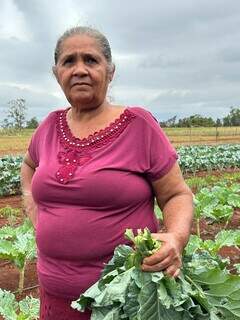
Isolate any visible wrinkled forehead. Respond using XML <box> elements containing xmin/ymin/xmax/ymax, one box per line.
<box><xmin>59</xmin><ymin>34</ymin><xmax>103</xmax><ymax>58</ymax></box>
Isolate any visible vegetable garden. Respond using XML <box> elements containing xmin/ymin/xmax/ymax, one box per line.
<box><xmin>0</xmin><ymin>143</ymin><xmax>240</xmax><ymax>319</ymax></box>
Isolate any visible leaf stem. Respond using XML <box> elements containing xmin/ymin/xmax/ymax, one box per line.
<box><xmin>196</xmin><ymin>218</ymin><xmax>201</xmax><ymax>238</ymax></box>
<box><xmin>13</xmin><ymin>284</ymin><xmax>39</xmax><ymax>294</ymax></box>
<box><xmin>184</xmin><ymin>275</ymin><xmax>206</xmax><ymax>298</ymax></box>
<box><xmin>18</xmin><ymin>261</ymin><xmax>26</xmax><ymax>294</ymax></box>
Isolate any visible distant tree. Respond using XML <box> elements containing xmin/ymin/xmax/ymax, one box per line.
<box><xmin>176</xmin><ymin>114</ymin><xmax>216</xmax><ymax>127</ymax></box>
<box><xmin>159</xmin><ymin>115</ymin><xmax>177</xmax><ymax>127</ymax></box>
<box><xmin>216</xmin><ymin>118</ymin><xmax>222</xmax><ymax>127</ymax></box>
<box><xmin>1</xmin><ymin>118</ymin><xmax>11</xmax><ymax>128</ymax></box>
<box><xmin>166</xmin><ymin>115</ymin><xmax>177</xmax><ymax>127</ymax></box>
<box><xmin>2</xmin><ymin>98</ymin><xmax>27</xmax><ymax>129</ymax></box>
<box><xmin>26</xmin><ymin>117</ymin><xmax>39</xmax><ymax>129</ymax></box>
<box><xmin>223</xmin><ymin>107</ymin><xmax>240</xmax><ymax>126</ymax></box>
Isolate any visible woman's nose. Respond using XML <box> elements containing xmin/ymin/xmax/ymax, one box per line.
<box><xmin>72</xmin><ymin>61</ymin><xmax>88</xmax><ymax>76</ymax></box>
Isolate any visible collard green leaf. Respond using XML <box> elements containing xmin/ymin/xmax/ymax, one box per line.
<box><xmin>123</xmin><ymin>273</ymin><xmax>140</xmax><ymax>319</ymax></box>
<box><xmin>94</xmin><ymin>268</ymin><xmax>134</xmax><ymax>307</ymax></box>
<box><xmin>184</xmin><ymin>235</ymin><xmax>204</xmax><ymax>256</ymax></box>
<box><xmin>101</xmin><ymin>245</ymin><xmax>133</xmax><ymax>277</ymax></box>
<box><xmin>0</xmin><ymin>220</ymin><xmax>36</xmax><ymax>270</ymax></box>
<box><xmin>215</xmin><ymin>230</ymin><xmax>240</xmax><ymax>249</ymax></box>
<box><xmin>18</xmin><ymin>296</ymin><xmax>40</xmax><ymax>320</ymax></box>
<box><xmin>90</xmin><ymin>305</ymin><xmax>122</xmax><ymax>320</ymax></box>
<box><xmin>0</xmin><ymin>289</ymin><xmax>18</xmax><ymax>320</ymax></box>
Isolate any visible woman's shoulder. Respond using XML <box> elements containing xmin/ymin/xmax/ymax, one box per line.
<box><xmin>127</xmin><ymin>106</ymin><xmax>159</xmax><ymax>126</ymax></box>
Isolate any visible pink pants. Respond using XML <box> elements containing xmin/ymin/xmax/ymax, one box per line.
<box><xmin>40</xmin><ymin>287</ymin><xmax>91</xmax><ymax>320</ymax></box>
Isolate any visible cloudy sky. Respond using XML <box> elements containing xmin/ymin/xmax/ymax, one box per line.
<box><xmin>0</xmin><ymin>0</ymin><xmax>240</xmax><ymax>123</ymax></box>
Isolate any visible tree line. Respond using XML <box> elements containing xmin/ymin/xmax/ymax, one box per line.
<box><xmin>1</xmin><ymin>99</ymin><xmax>240</xmax><ymax>129</ymax></box>
<box><xmin>160</xmin><ymin>107</ymin><xmax>240</xmax><ymax>127</ymax></box>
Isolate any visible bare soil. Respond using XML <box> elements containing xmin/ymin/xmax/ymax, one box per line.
<box><xmin>184</xmin><ymin>167</ymin><xmax>240</xmax><ymax>179</ymax></box>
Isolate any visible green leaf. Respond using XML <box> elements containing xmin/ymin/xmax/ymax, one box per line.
<box><xmin>18</xmin><ymin>296</ymin><xmax>40</xmax><ymax>320</ymax></box>
<box><xmin>154</xmin><ymin>205</ymin><xmax>163</xmax><ymax>220</ymax></box>
<box><xmin>0</xmin><ymin>289</ymin><xmax>18</xmax><ymax>320</ymax></box>
<box><xmin>0</xmin><ymin>225</ymin><xmax>16</xmax><ymax>239</ymax></box>
<box><xmin>184</xmin><ymin>235</ymin><xmax>204</xmax><ymax>256</ymax></box>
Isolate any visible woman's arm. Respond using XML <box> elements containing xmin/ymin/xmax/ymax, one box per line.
<box><xmin>20</xmin><ymin>152</ymin><xmax>37</xmax><ymax>228</ymax></box>
<box><xmin>142</xmin><ymin>162</ymin><xmax>193</xmax><ymax>277</ymax></box>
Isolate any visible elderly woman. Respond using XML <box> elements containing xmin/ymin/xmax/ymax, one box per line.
<box><xmin>21</xmin><ymin>26</ymin><xmax>193</xmax><ymax>320</ymax></box>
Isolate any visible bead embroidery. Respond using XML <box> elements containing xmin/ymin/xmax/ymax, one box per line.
<box><xmin>56</xmin><ymin>107</ymin><xmax>135</xmax><ymax>184</ymax></box>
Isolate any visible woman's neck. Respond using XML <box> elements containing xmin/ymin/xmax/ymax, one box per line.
<box><xmin>69</xmin><ymin>101</ymin><xmax>111</xmax><ymax>123</ymax></box>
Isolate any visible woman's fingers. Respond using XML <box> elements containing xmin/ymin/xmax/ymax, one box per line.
<box><xmin>142</xmin><ymin>256</ymin><xmax>171</xmax><ymax>272</ymax></box>
<box><xmin>142</xmin><ymin>249</ymin><xmax>169</xmax><ymax>266</ymax></box>
<box><xmin>142</xmin><ymin>254</ymin><xmax>181</xmax><ymax>273</ymax></box>
<box><xmin>141</xmin><ymin>232</ymin><xmax>182</xmax><ymax>276</ymax></box>
<box><xmin>164</xmin><ymin>265</ymin><xmax>181</xmax><ymax>278</ymax></box>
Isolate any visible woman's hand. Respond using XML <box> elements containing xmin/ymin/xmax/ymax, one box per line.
<box><xmin>141</xmin><ymin>232</ymin><xmax>183</xmax><ymax>278</ymax></box>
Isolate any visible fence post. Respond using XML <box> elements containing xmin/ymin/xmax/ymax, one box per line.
<box><xmin>215</xmin><ymin>126</ymin><xmax>218</xmax><ymax>144</ymax></box>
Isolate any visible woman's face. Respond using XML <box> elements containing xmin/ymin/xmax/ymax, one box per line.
<box><xmin>54</xmin><ymin>35</ymin><xmax>113</xmax><ymax>109</ymax></box>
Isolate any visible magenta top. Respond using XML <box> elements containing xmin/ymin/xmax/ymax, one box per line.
<box><xmin>29</xmin><ymin>106</ymin><xmax>178</xmax><ymax>300</ymax></box>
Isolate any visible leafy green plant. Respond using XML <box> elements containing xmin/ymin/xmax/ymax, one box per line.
<box><xmin>185</xmin><ymin>230</ymin><xmax>240</xmax><ymax>257</ymax></box>
<box><xmin>0</xmin><ymin>219</ymin><xmax>36</xmax><ymax>294</ymax></box>
<box><xmin>186</xmin><ymin>171</ymin><xmax>240</xmax><ymax>193</ymax></box>
<box><xmin>0</xmin><ymin>155</ymin><xmax>22</xmax><ymax>196</ymax></box>
<box><xmin>0</xmin><ymin>289</ymin><xmax>39</xmax><ymax>320</ymax></box>
<box><xmin>72</xmin><ymin>228</ymin><xmax>240</xmax><ymax>319</ymax></box>
<box><xmin>0</xmin><ymin>206</ymin><xmax>20</xmax><ymax>226</ymax></box>
<box><xmin>194</xmin><ymin>183</ymin><xmax>240</xmax><ymax>229</ymax></box>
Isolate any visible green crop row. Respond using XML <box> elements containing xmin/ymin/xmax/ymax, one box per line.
<box><xmin>178</xmin><ymin>144</ymin><xmax>240</xmax><ymax>174</ymax></box>
<box><xmin>0</xmin><ymin>144</ymin><xmax>239</xmax><ymax>196</ymax></box>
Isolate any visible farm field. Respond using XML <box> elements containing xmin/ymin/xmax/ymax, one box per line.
<box><xmin>0</xmin><ymin>126</ymin><xmax>240</xmax><ymax>156</ymax></box>
<box><xmin>165</xmin><ymin>126</ymin><xmax>240</xmax><ymax>146</ymax></box>
<box><xmin>0</xmin><ymin>129</ymin><xmax>34</xmax><ymax>157</ymax></box>
<box><xmin>0</xmin><ymin>144</ymin><xmax>240</xmax><ymax>319</ymax></box>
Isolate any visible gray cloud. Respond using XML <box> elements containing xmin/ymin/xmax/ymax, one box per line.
<box><xmin>0</xmin><ymin>0</ymin><xmax>239</xmax><ymax>123</ymax></box>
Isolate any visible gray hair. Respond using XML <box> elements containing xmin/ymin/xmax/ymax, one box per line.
<box><xmin>54</xmin><ymin>26</ymin><xmax>113</xmax><ymax>71</ymax></box>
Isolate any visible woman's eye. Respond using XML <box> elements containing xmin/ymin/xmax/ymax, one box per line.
<box><xmin>85</xmin><ymin>56</ymin><xmax>97</xmax><ymax>65</ymax></box>
<box><xmin>63</xmin><ymin>57</ymin><xmax>74</xmax><ymax>65</ymax></box>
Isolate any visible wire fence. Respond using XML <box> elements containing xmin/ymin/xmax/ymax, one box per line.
<box><xmin>164</xmin><ymin>127</ymin><xmax>240</xmax><ymax>146</ymax></box>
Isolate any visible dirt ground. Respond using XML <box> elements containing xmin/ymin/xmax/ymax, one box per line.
<box><xmin>0</xmin><ymin>184</ymin><xmax>239</xmax><ymax>308</ymax></box>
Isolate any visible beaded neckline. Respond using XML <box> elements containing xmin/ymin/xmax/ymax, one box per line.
<box><xmin>55</xmin><ymin>107</ymin><xmax>136</xmax><ymax>184</ymax></box>
<box><xmin>56</xmin><ymin>107</ymin><xmax>135</xmax><ymax>152</ymax></box>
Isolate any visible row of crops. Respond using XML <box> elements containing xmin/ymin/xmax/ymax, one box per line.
<box><xmin>0</xmin><ymin>144</ymin><xmax>240</xmax><ymax>197</ymax></box>
<box><xmin>178</xmin><ymin>144</ymin><xmax>240</xmax><ymax>174</ymax></box>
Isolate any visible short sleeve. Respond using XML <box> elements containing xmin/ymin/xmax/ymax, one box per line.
<box><xmin>130</xmin><ymin>107</ymin><xmax>178</xmax><ymax>181</ymax></box>
<box><xmin>28</xmin><ymin>128</ymin><xmax>41</xmax><ymax>166</ymax></box>
<box><xmin>27</xmin><ymin>111</ymin><xmax>58</xmax><ymax>167</ymax></box>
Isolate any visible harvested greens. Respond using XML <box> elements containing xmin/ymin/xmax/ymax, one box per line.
<box><xmin>72</xmin><ymin>228</ymin><xmax>240</xmax><ymax>319</ymax></box>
